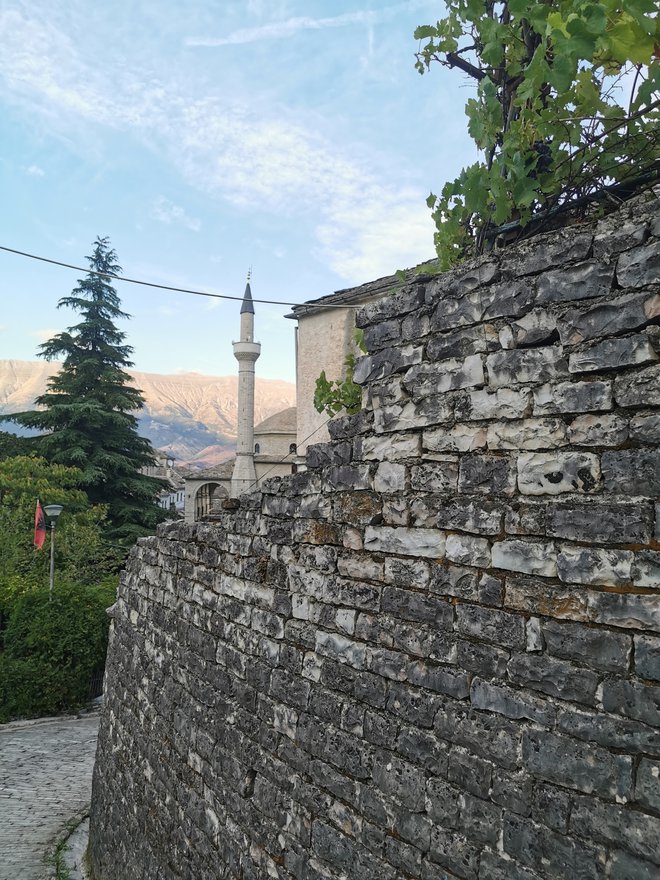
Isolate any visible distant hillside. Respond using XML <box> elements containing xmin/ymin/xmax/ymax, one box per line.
<box><xmin>0</xmin><ymin>360</ymin><xmax>296</xmax><ymax>468</ymax></box>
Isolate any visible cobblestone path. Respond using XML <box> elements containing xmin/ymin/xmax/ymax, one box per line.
<box><xmin>0</xmin><ymin>713</ymin><xmax>99</xmax><ymax>880</ymax></box>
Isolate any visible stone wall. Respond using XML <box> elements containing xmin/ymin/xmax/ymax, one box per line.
<box><xmin>90</xmin><ymin>190</ymin><xmax>660</xmax><ymax>880</ymax></box>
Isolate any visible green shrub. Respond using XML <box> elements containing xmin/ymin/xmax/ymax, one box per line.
<box><xmin>0</xmin><ymin>579</ymin><xmax>116</xmax><ymax>722</ymax></box>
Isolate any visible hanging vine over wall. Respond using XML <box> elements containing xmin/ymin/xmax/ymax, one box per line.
<box><xmin>415</xmin><ymin>0</ymin><xmax>660</xmax><ymax>267</ymax></box>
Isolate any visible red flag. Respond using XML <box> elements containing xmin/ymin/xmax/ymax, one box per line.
<box><xmin>34</xmin><ymin>500</ymin><xmax>47</xmax><ymax>550</ymax></box>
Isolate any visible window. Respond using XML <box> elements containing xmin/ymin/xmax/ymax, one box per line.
<box><xmin>289</xmin><ymin>443</ymin><xmax>297</xmax><ymax>454</ymax></box>
<box><xmin>254</xmin><ymin>443</ymin><xmax>260</xmax><ymax>453</ymax></box>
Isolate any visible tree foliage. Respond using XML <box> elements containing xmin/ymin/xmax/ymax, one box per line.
<box><xmin>0</xmin><ymin>455</ymin><xmax>122</xmax><ymax>602</ymax></box>
<box><xmin>0</xmin><ymin>580</ymin><xmax>116</xmax><ymax>722</ymax></box>
<box><xmin>415</xmin><ymin>0</ymin><xmax>660</xmax><ymax>266</ymax></box>
<box><xmin>5</xmin><ymin>237</ymin><xmax>168</xmax><ymax>543</ymax></box>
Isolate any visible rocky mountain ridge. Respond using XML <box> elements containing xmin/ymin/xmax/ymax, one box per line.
<box><xmin>0</xmin><ymin>360</ymin><xmax>296</xmax><ymax>468</ymax></box>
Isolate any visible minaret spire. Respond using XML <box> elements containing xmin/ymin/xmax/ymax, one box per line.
<box><xmin>231</xmin><ymin>270</ymin><xmax>261</xmax><ymax>497</ymax></box>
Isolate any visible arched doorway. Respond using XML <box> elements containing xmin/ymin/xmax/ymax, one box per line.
<box><xmin>194</xmin><ymin>482</ymin><xmax>229</xmax><ymax>520</ymax></box>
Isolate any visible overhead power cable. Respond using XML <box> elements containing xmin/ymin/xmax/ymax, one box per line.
<box><xmin>0</xmin><ymin>244</ymin><xmax>366</xmax><ymax>311</ymax></box>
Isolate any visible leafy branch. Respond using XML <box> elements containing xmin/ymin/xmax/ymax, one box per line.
<box><xmin>415</xmin><ymin>1</ymin><xmax>660</xmax><ymax>267</ymax></box>
<box><xmin>313</xmin><ymin>329</ymin><xmax>367</xmax><ymax>418</ymax></box>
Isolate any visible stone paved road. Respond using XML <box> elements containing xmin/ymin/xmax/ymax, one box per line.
<box><xmin>0</xmin><ymin>713</ymin><xmax>99</xmax><ymax>880</ymax></box>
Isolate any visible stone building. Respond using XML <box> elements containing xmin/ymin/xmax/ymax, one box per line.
<box><xmin>183</xmin><ymin>408</ymin><xmax>297</xmax><ymax>522</ymax></box>
<box><xmin>288</xmin><ymin>270</ymin><xmax>427</xmax><ymax>458</ymax></box>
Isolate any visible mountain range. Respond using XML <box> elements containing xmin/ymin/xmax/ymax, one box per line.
<box><xmin>0</xmin><ymin>360</ymin><xmax>296</xmax><ymax>469</ymax></box>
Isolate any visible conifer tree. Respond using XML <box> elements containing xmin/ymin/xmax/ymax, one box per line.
<box><xmin>7</xmin><ymin>237</ymin><xmax>167</xmax><ymax>543</ymax></box>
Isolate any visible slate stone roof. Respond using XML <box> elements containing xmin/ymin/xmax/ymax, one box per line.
<box><xmin>254</xmin><ymin>406</ymin><xmax>297</xmax><ymax>435</ymax></box>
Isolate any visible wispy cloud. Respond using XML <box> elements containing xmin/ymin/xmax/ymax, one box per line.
<box><xmin>0</xmin><ymin>5</ymin><xmax>435</xmax><ymax>283</ymax></box>
<box><xmin>32</xmin><ymin>328</ymin><xmax>58</xmax><ymax>343</ymax></box>
<box><xmin>150</xmin><ymin>196</ymin><xmax>201</xmax><ymax>232</ymax></box>
<box><xmin>185</xmin><ymin>2</ymin><xmax>425</xmax><ymax>47</ymax></box>
<box><xmin>24</xmin><ymin>163</ymin><xmax>45</xmax><ymax>176</ymax></box>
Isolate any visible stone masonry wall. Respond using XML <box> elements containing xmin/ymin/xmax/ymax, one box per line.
<box><xmin>90</xmin><ymin>190</ymin><xmax>660</xmax><ymax>880</ymax></box>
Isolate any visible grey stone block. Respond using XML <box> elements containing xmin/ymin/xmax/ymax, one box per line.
<box><xmin>487</xmin><ymin>417</ymin><xmax>569</xmax><ymax>451</ymax></box>
<box><xmin>407</xmin><ymin>660</ymin><xmax>470</xmax><ymax>698</ymax></box>
<box><xmin>557</xmin><ymin>545</ymin><xmax>633</xmax><ymax>586</ymax></box>
<box><xmin>542</xmin><ymin>619</ymin><xmax>631</xmax><ymax>672</ymax></box>
<box><xmin>423</xmin><ymin>423</ymin><xmax>487</xmax><ymax>453</ymax></box>
<box><xmin>478</xmin><ymin>850</ymin><xmax>542</xmax><ymax>880</ymax></box>
<box><xmin>614</xmin><ymin>363</ymin><xmax>660</xmax><ymax>407</ymax></box>
<box><xmin>503</xmin><ymin>813</ymin><xmax>605</xmax><ymax>880</ymax></box>
<box><xmin>530</xmin><ymin>783</ymin><xmax>571</xmax><ymax>833</ymax></box>
<box><xmin>630</xmin><ymin>412</ymin><xmax>660</xmax><ymax>444</ymax></box>
<box><xmin>426</xmin><ymin>325</ymin><xmax>488</xmax><ymax>361</ymax></box>
<box><xmin>480</xmin><ymin>278</ymin><xmax>537</xmax><ymax>320</ymax></box>
<box><xmin>617</xmin><ymin>239</ymin><xmax>660</xmax><ymax>287</ymax></box>
<box><xmin>458</xmin><ymin>455</ymin><xmax>516</xmax><ymax>496</ymax></box>
<box><xmin>373</xmin><ymin>395</ymin><xmax>453</xmax><ymax>434</ymax></box>
<box><xmin>410</xmin><ymin>459</ymin><xmax>459</xmax><ymax>492</ymax></box>
<box><xmin>608</xmin><ymin>850</ymin><xmax>660</xmax><ymax>880</ymax></box>
<box><xmin>396</xmin><ymin>725</ymin><xmax>448</xmax><ymax>776</ymax></box>
<box><xmin>588</xmin><ymin>592</ymin><xmax>660</xmax><ymax>632</ymax></box>
<box><xmin>567</xmin><ymin>412</ymin><xmax>629</xmax><ymax>446</ymax></box>
<box><xmin>356</xmin><ymin>285</ymin><xmax>426</xmax><ymax>327</ymax></box>
<box><xmin>533</xmin><ymin>379</ymin><xmax>613</xmax><ymax>415</ymax></box>
<box><xmin>364</xmin><ymin>526</ymin><xmax>446</xmax><ymax>559</ymax></box>
<box><xmin>537</xmin><ymin>260</ymin><xmax>614</xmax><ymax>304</ymax></box>
<box><xmin>401</xmin><ymin>311</ymin><xmax>431</xmax><ymax>343</ymax></box>
<box><xmin>362</xmin><ymin>318</ymin><xmax>403</xmax><ymax>353</ymax></box>
<box><xmin>455</xmin><ymin>604</ymin><xmax>526</xmax><ymax>649</ymax></box>
<box><xmin>429</xmin><ymin>563</ymin><xmax>503</xmax><ymax>606</ymax></box>
<box><xmin>601</xmin><ymin>678</ymin><xmax>660</xmax><ymax>727</ymax></box>
<box><xmin>470</xmin><ymin>678</ymin><xmax>555</xmax><ymax>725</ymax></box>
<box><xmin>522</xmin><ymin>729</ymin><xmax>632</xmax><ymax>798</ymax></box>
<box><xmin>546</xmin><ymin>500</ymin><xmax>653</xmax><ymax>544</ymax></box>
<box><xmin>557</xmin><ymin>708</ymin><xmax>660</xmax><ymax>755</ymax></box>
<box><xmin>558</xmin><ymin>289</ymin><xmax>660</xmax><ymax>345</ymax></box>
<box><xmin>593</xmin><ymin>216</ymin><xmax>648</xmax><ymax>258</ymax></box>
<box><xmin>602</xmin><ymin>448</ymin><xmax>660</xmax><ymax>496</ymax></box>
<box><xmin>457</xmin><ymin>792</ymin><xmax>501</xmax><ymax>845</ymax></box>
<box><xmin>486</xmin><ymin>346</ymin><xmax>568</xmax><ymax>387</ymax></box>
<box><xmin>431</xmin><ymin>290</ymin><xmax>482</xmax><ymax>333</ymax></box>
<box><xmin>387</xmin><ymin>682</ymin><xmax>442</xmax><ymax>728</ymax></box>
<box><xmin>503</xmin><ymin>228</ymin><xmax>593</xmax><ymax>274</ymax></box>
<box><xmin>511</xmin><ymin>308</ymin><xmax>558</xmax><ymax>348</ymax></box>
<box><xmin>492</xmin><ymin>539</ymin><xmax>557</xmax><ymax>577</ymax></box>
<box><xmin>425</xmin><ymin>778</ymin><xmax>460</xmax><ymax>826</ymax></box>
<box><xmin>445</xmin><ymin>746</ymin><xmax>493</xmax><ymax>799</ymax></box>
<box><xmin>504</xmin><ymin>502</ymin><xmax>546</xmax><ymax>536</ymax></box>
<box><xmin>517</xmin><ymin>451</ymin><xmax>600</xmax><ymax>495</ymax></box>
<box><xmin>504</xmin><ymin>573</ymin><xmax>592</xmax><ymax>624</ymax></box>
<box><xmin>434</xmin><ymin>703</ymin><xmax>521</xmax><ymax>769</ymax></box>
<box><xmin>372</xmin><ymin>753</ymin><xmax>426</xmax><ymax>811</ymax></box>
<box><xmin>456</xmin><ymin>639</ymin><xmax>509</xmax><ymax>678</ymax></box>
<box><xmin>631</xmin><ymin>551</ymin><xmax>660</xmax><ymax>588</ymax></box>
<box><xmin>508</xmin><ymin>652</ymin><xmax>599</xmax><ymax>705</ymax></box>
<box><xmin>635</xmin><ymin>757</ymin><xmax>660</xmax><ymax>812</ymax></box>
<box><xmin>570</xmin><ymin>794</ymin><xmax>660</xmax><ymax>864</ymax></box>
<box><xmin>445</xmin><ymin>533</ymin><xmax>491</xmax><ymax>567</ymax></box>
<box><xmin>404</xmin><ymin>354</ymin><xmax>485</xmax><ymax>397</ymax></box>
<box><xmin>569</xmin><ymin>334</ymin><xmax>658</xmax><ymax>374</ymax></box>
<box><xmin>635</xmin><ymin>634</ymin><xmax>660</xmax><ymax>681</ymax></box>
<box><xmin>423</xmin><ymin>497</ymin><xmax>503</xmax><ymax>536</ymax></box>
<box><xmin>465</xmin><ymin>387</ymin><xmax>532</xmax><ymax>421</ymax></box>
<box><xmin>353</xmin><ymin>345</ymin><xmax>422</xmax><ymax>385</ymax></box>
<box><xmin>428</xmin><ymin>826</ymin><xmax>480</xmax><ymax>879</ymax></box>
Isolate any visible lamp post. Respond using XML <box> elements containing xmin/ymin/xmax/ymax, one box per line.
<box><xmin>43</xmin><ymin>504</ymin><xmax>64</xmax><ymax>599</ymax></box>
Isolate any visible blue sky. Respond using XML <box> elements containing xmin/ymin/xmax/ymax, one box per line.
<box><xmin>0</xmin><ymin>1</ymin><xmax>475</xmax><ymax>383</ymax></box>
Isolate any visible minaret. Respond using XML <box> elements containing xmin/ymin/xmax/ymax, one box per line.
<box><xmin>231</xmin><ymin>273</ymin><xmax>261</xmax><ymax>497</ymax></box>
